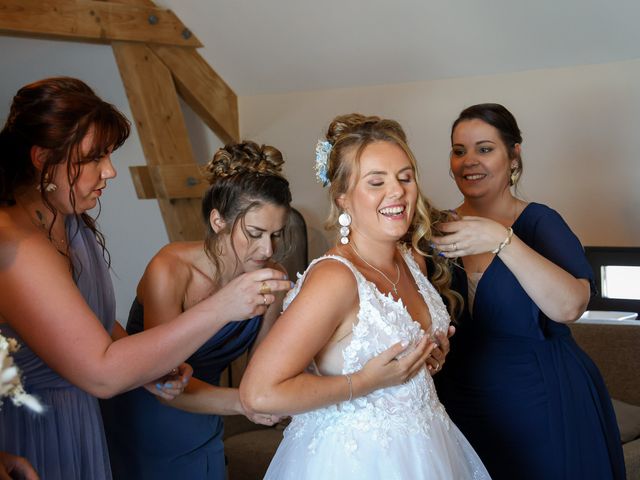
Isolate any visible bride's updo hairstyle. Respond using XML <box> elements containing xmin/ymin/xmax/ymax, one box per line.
<box><xmin>203</xmin><ymin>141</ymin><xmax>292</xmax><ymax>279</ymax></box>
<box><xmin>323</xmin><ymin>113</ymin><xmax>461</xmax><ymax>315</ymax></box>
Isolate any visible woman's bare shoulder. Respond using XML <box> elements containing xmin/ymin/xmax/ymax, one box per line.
<box><xmin>138</xmin><ymin>242</ymin><xmax>199</xmax><ymax>297</ymax></box>
<box><xmin>0</xmin><ymin>206</ymin><xmax>64</xmax><ymax>271</ymax></box>
<box><xmin>299</xmin><ymin>256</ymin><xmax>358</xmax><ymax>299</ymax></box>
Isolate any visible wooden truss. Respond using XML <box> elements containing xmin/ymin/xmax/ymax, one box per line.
<box><xmin>1</xmin><ymin>0</ymin><xmax>239</xmax><ymax>241</ymax></box>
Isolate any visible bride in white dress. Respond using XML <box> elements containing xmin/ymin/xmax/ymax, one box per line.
<box><xmin>240</xmin><ymin>114</ymin><xmax>490</xmax><ymax>479</ymax></box>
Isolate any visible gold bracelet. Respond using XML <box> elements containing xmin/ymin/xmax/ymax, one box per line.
<box><xmin>492</xmin><ymin>227</ymin><xmax>514</xmax><ymax>255</ymax></box>
<box><xmin>344</xmin><ymin>374</ymin><xmax>353</xmax><ymax>402</ymax></box>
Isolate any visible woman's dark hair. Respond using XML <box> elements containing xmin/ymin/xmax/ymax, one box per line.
<box><xmin>451</xmin><ymin>103</ymin><xmax>523</xmax><ymax>186</ymax></box>
<box><xmin>202</xmin><ymin>141</ymin><xmax>292</xmax><ymax>281</ymax></box>
<box><xmin>0</xmin><ymin>76</ymin><xmax>131</xmax><ymax>265</ymax></box>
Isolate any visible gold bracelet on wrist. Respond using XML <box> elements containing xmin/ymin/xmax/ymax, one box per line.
<box><xmin>492</xmin><ymin>227</ymin><xmax>514</xmax><ymax>255</ymax></box>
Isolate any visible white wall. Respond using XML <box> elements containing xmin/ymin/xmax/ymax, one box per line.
<box><xmin>0</xmin><ymin>36</ymin><xmax>222</xmax><ymax>324</ymax></box>
<box><xmin>240</xmin><ymin>60</ymin><xmax>640</xmax><ymax>260</ymax></box>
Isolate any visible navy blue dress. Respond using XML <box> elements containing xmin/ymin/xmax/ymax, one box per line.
<box><xmin>435</xmin><ymin>203</ymin><xmax>626</xmax><ymax>480</ymax></box>
<box><xmin>102</xmin><ymin>300</ymin><xmax>262</xmax><ymax>479</ymax></box>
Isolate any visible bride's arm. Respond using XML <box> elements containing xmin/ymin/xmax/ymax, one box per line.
<box><xmin>239</xmin><ymin>260</ymin><xmax>433</xmax><ymax>417</ymax></box>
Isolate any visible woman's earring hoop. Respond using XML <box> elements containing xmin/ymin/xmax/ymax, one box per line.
<box><xmin>338</xmin><ymin>212</ymin><xmax>351</xmax><ymax>245</ymax></box>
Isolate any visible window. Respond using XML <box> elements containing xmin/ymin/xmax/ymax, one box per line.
<box><xmin>601</xmin><ymin>266</ymin><xmax>640</xmax><ymax>300</ymax></box>
<box><xmin>584</xmin><ymin>247</ymin><xmax>640</xmax><ymax>315</ymax></box>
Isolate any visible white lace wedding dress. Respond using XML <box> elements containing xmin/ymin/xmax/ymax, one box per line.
<box><xmin>264</xmin><ymin>248</ymin><xmax>490</xmax><ymax>479</ymax></box>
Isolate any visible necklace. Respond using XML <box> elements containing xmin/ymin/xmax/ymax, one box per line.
<box><xmin>349</xmin><ymin>243</ymin><xmax>401</xmax><ymax>295</ymax></box>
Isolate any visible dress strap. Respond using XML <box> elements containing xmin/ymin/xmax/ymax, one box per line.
<box><xmin>284</xmin><ymin>255</ymin><xmax>367</xmax><ymax>311</ymax></box>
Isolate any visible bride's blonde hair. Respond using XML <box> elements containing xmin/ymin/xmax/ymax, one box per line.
<box><xmin>321</xmin><ymin>113</ymin><xmax>462</xmax><ymax>317</ymax></box>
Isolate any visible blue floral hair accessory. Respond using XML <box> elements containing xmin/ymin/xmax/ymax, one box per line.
<box><xmin>314</xmin><ymin>139</ymin><xmax>332</xmax><ymax>187</ymax></box>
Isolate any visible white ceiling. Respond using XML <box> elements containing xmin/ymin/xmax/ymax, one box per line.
<box><xmin>158</xmin><ymin>0</ymin><xmax>640</xmax><ymax>96</ymax></box>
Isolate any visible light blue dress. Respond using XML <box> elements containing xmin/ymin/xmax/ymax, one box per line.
<box><xmin>0</xmin><ymin>216</ymin><xmax>116</xmax><ymax>479</ymax></box>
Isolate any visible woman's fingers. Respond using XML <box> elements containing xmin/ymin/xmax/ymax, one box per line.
<box><xmin>250</xmin><ymin>413</ymin><xmax>282</xmax><ymax>426</ymax></box>
<box><xmin>437</xmin><ymin>327</ymin><xmax>453</xmax><ymax>355</ymax></box>
<box><xmin>242</xmin><ymin>269</ymin><xmax>294</xmax><ymax>313</ymax></box>
<box><xmin>379</xmin><ymin>341</ymin><xmax>410</xmax><ymax>364</ymax></box>
<box><xmin>0</xmin><ymin>452</ymin><xmax>39</xmax><ymax>480</ymax></box>
<box><xmin>251</xmin><ymin>268</ymin><xmax>289</xmax><ymax>282</ymax></box>
<box><xmin>249</xmin><ymin>268</ymin><xmax>292</xmax><ymax>293</ymax></box>
<box><xmin>177</xmin><ymin>363</ymin><xmax>193</xmax><ymax>386</ymax></box>
<box><xmin>397</xmin><ymin>337</ymin><xmax>435</xmax><ymax>372</ymax></box>
<box><xmin>255</xmin><ymin>279</ymin><xmax>294</xmax><ymax>295</ymax></box>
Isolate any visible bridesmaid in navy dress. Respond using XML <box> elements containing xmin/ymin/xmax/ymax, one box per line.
<box><xmin>103</xmin><ymin>142</ymin><xmax>292</xmax><ymax>479</ymax></box>
<box><xmin>433</xmin><ymin>103</ymin><xmax>626</xmax><ymax>479</ymax></box>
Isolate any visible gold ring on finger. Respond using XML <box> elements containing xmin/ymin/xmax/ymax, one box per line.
<box><xmin>261</xmin><ymin>293</ymin><xmax>268</xmax><ymax>305</ymax></box>
<box><xmin>259</xmin><ymin>281</ymin><xmax>272</xmax><ymax>295</ymax></box>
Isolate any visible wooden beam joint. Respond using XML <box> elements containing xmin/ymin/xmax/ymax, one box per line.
<box><xmin>129</xmin><ymin>164</ymin><xmax>208</xmax><ymax>200</ymax></box>
<box><xmin>0</xmin><ymin>0</ymin><xmax>203</xmax><ymax>47</ymax></box>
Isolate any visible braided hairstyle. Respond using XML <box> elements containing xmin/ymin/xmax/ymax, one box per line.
<box><xmin>202</xmin><ymin>141</ymin><xmax>292</xmax><ymax>281</ymax></box>
<box><xmin>322</xmin><ymin>113</ymin><xmax>462</xmax><ymax>317</ymax></box>
<box><xmin>0</xmin><ymin>77</ymin><xmax>130</xmax><ymax>268</ymax></box>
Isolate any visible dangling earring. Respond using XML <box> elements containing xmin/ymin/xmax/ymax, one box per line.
<box><xmin>37</xmin><ymin>173</ymin><xmax>57</xmax><ymax>193</ymax></box>
<box><xmin>338</xmin><ymin>212</ymin><xmax>351</xmax><ymax>245</ymax></box>
<box><xmin>509</xmin><ymin>168</ymin><xmax>518</xmax><ymax>186</ymax></box>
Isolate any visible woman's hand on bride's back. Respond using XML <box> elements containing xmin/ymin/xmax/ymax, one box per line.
<box><xmin>355</xmin><ymin>335</ymin><xmax>436</xmax><ymax>393</ymax></box>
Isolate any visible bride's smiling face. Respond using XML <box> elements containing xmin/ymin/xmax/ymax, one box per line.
<box><xmin>340</xmin><ymin>141</ymin><xmax>417</xmax><ymax>243</ymax></box>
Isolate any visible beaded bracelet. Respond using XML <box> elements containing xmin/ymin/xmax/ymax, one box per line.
<box><xmin>344</xmin><ymin>374</ymin><xmax>353</xmax><ymax>402</ymax></box>
<box><xmin>492</xmin><ymin>227</ymin><xmax>514</xmax><ymax>255</ymax></box>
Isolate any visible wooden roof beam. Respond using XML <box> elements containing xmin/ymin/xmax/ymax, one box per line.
<box><xmin>113</xmin><ymin>41</ymin><xmax>204</xmax><ymax>241</ymax></box>
<box><xmin>152</xmin><ymin>45</ymin><xmax>239</xmax><ymax>143</ymax></box>
<box><xmin>0</xmin><ymin>0</ymin><xmax>202</xmax><ymax>47</ymax></box>
<box><xmin>129</xmin><ymin>164</ymin><xmax>208</xmax><ymax>200</ymax></box>
<box><xmin>107</xmin><ymin>0</ymin><xmax>239</xmax><ymax>143</ymax></box>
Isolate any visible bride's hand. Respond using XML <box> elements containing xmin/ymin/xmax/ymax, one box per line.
<box><xmin>427</xmin><ymin>325</ymin><xmax>455</xmax><ymax>375</ymax></box>
<box><xmin>356</xmin><ymin>335</ymin><xmax>436</xmax><ymax>393</ymax></box>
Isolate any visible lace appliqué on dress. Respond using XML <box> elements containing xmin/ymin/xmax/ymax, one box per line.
<box><xmin>282</xmin><ymin>246</ymin><xmax>452</xmax><ymax>456</ymax></box>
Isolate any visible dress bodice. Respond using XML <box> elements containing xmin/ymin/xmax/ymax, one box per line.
<box><xmin>0</xmin><ymin>215</ymin><xmax>115</xmax><ymax>391</ymax></box>
<box><xmin>435</xmin><ymin>203</ymin><xmax>626</xmax><ymax>480</ymax></box>
<box><xmin>0</xmin><ymin>215</ymin><xmax>116</xmax><ymax>480</ymax></box>
<box><xmin>283</xmin><ymin>245</ymin><xmax>452</xmax><ymax>453</ymax></box>
<box><xmin>453</xmin><ymin>203</ymin><xmax>595</xmax><ymax>342</ymax></box>
<box><xmin>126</xmin><ymin>299</ymin><xmax>262</xmax><ymax>384</ymax></box>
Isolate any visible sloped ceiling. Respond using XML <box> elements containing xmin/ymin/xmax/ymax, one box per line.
<box><xmin>158</xmin><ymin>0</ymin><xmax>640</xmax><ymax>95</ymax></box>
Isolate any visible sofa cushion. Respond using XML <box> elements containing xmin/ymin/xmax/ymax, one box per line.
<box><xmin>623</xmin><ymin>438</ymin><xmax>640</xmax><ymax>480</ymax></box>
<box><xmin>612</xmin><ymin>398</ymin><xmax>640</xmax><ymax>443</ymax></box>
<box><xmin>225</xmin><ymin>428</ymin><xmax>283</xmax><ymax>480</ymax></box>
